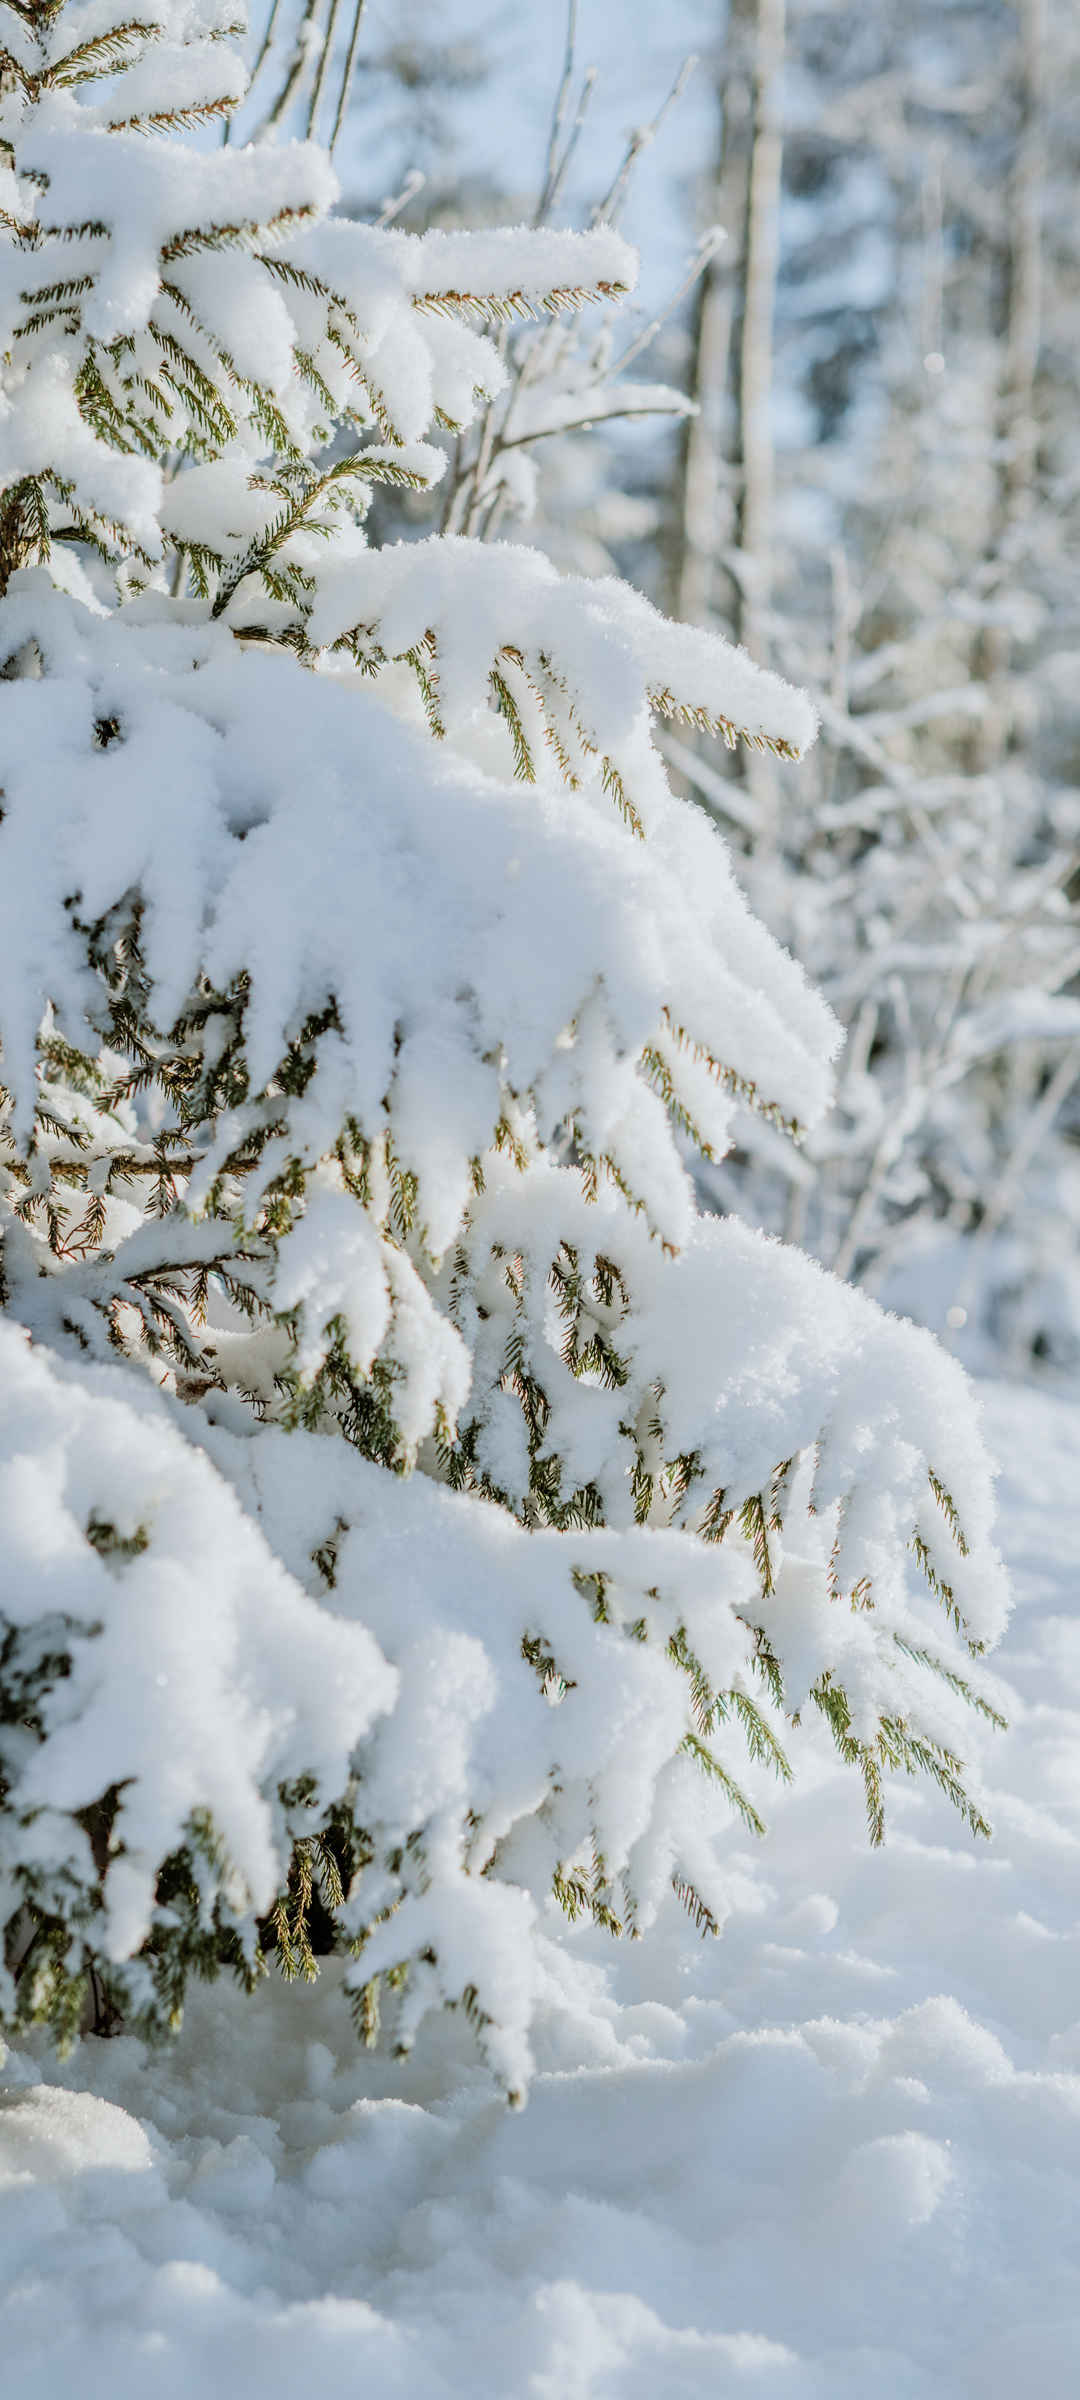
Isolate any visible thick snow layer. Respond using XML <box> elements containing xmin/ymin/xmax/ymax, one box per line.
<box><xmin>307</xmin><ymin>533</ymin><xmax>820</xmax><ymax>757</ymax></box>
<box><xmin>0</xmin><ymin>573</ymin><xmax>833</xmax><ymax>1170</ymax></box>
<box><xmin>1</xmin><ymin>1379</ymin><xmax>1076</xmax><ymax>2397</ymax></box>
<box><xmin>0</xmin><ymin>1319</ymin><xmax>396</xmax><ymax>1965</ymax></box>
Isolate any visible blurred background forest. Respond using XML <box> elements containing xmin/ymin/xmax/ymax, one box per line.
<box><xmin>233</xmin><ymin>0</ymin><xmax>1080</xmax><ymax>1387</ymax></box>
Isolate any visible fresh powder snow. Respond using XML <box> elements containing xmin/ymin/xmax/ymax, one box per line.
<box><xmin>0</xmin><ymin>1381</ymin><xmax>1075</xmax><ymax>2399</ymax></box>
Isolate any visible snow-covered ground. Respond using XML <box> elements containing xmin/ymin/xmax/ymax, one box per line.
<box><xmin>3</xmin><ymin>1379</ymin><xmax>1078</xmax><ymax>2399</ymax></box>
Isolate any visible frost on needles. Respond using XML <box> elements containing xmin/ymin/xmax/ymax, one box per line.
<box><xmin>0</xmin><ymin>0</ymin><xmax>1008</xmax><ymax>2096</ymax></box>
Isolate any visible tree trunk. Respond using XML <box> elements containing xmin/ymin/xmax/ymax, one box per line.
<box><xmin>673</xmin><ymin>250</ymin><xmax>733</xmax><ymax>629</ymax></box>
<box><xmin>735</xmin><ymin>0</ymin><xmax>786</xmax><ymax>670</ymax></box>
<box><xmin>970</xmin><ymin>0</ymin><xmax>1045</xmax><ymax>770</ymax></box>
<box><xmin>669</xmin><ymin>0</ymin><xmax>786</xmax><ymax>842</ymax></box>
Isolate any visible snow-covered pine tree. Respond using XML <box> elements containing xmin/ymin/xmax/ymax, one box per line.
<box><xmin>0</xmin><ymin>0</ymin><xmax>1008</xmax><ymax>2094</ymax></box>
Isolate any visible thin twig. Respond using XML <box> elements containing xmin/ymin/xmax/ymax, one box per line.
<box><xmin>255</xmin><ymin>0</ymin><xmax>324</xmax><ymax>140</ymax></box>
<box><xmin>536</xmin><ymin>0</ymin><xmax>579</xmax><ymax>223</ymax></box>
<box><xmin>542</xmin><ymin>66</ymin><xmax>598</xmax><ymax>224</ymax></box>
<box><xmin>947</xmin><ymin>1037</ymin><xmax>1080</xmax><ymax>1329</ymax></box>
<box><xmin>225</xmin><ymin>0</ymin><xmax>286</xmax><ymax>142</ymax></box>
<box><xmin>463</xmin><ymin>334</ymin><xmax>511</xmax><ymax>535</ymax></box>
<box><xmin>499</xmin><ymin>398</ymin><xmax>693</xmax><ymax>453</ymax></box>
<box><xmin>306</xmin><ymin>0</ymin><xmax>344</xmax><ymax>139</ymax></box>
<box><xmin>375</xmin><ymin>168</ymin><xmax>425</xmax><ymax>228</ymax></box>
<box><xmin>252</xmin><ymin>0</ymin><xmax>288</xmax><ymax>83</ymax></box>
<box><xmin>805</xmin><ymin>682</ymin><xmax>976</xmax><ymax>897</ymax></box>
<box><xmin>329</xmin><ymin>0</ymin><xmax>367</xmax><ymax>156</ymax></box>
<box><xmin>591</xmin><ymin>52</ymin><xmax>698</xmax><ymax>226</ymax></box>
<box><xmin>609</xmin><ymin>225</ymin><xmax>724</xmax><ymax>377</ymax></box>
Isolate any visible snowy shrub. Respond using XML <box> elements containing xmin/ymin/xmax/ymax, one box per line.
<box><xmin>655</xmin><ymin>0</ymin><xmax>1080</xmax><ymax>1381</ymax></box>
<box><xmin>0</xmin><ymin>0</ymin><xmax>1007</xmax><ymax>2094</ymax></box>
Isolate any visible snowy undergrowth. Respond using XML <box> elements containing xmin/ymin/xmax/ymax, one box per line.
<box><xmin>1</xmin><ymin>1381</ymin><xmax>1076</xmax><ymax>2400</ymax></box>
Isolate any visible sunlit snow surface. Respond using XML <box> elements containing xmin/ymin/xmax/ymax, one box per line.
<box><xmin>3</xmin><ymin>1381</ymin><xmax>1078</xmax><ymax>2399</ymax></box>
